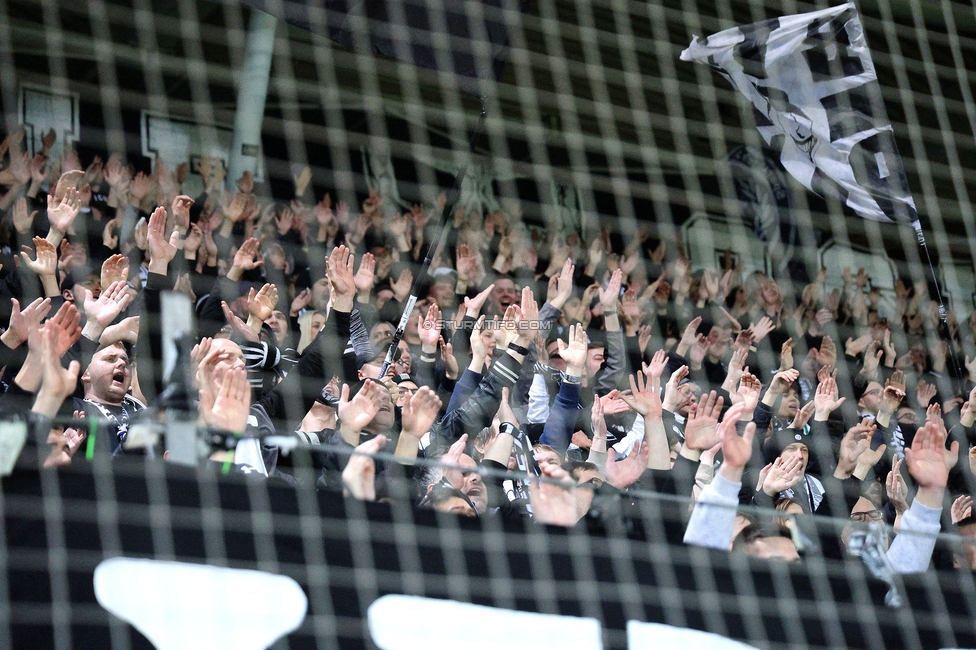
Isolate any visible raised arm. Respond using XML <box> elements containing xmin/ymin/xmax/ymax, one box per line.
<box><xmin>539</xmin><ymin>323</ymin><xmax>586</xmax><ymax>452</ymax></box>
<box><xmin>683</xmin><ymin>404</ymin><xmax>755</xmax><ymax>550</ymax></box>
<box><xmin>594</xmin><ymin>269</ymin><xmax>626</xmax><ymax>395</ymax></box>
<box><xmin>886</xmin><ymin>420</ymin><xmax>956</xmax><ymax>573</ymax></box>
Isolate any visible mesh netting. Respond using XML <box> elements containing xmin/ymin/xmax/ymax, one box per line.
<box><xmin>2</xmin><ymin>0</ymin><xmax>976</xmax><ymax>648</ymax></box>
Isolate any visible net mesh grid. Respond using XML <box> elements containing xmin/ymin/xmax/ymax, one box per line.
<box><xmin>3</xmin><ymin>0</ymin><xmax>976</xmax><ymax>647</ymax></box>
<box><xmin>3</xmin><ymin>445</ymin><xmax>976</xmax><ymax>648</ymax></box>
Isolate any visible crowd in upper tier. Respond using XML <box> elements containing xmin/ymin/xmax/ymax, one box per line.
<box><xmin>1</xmin><ymin>124</ymin><xmax>975</xmax><ymax>571</ymax></box>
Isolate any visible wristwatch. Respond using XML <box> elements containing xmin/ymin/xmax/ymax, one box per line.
<box><xmin>499</xmin><ymin>422</ymin><xmax>519</xmax><ymax>437</ymax></box>
<box><xmin>508</xmin><ymin>341</ymin><xmax>529</xmax><ymax>355</ymax></box>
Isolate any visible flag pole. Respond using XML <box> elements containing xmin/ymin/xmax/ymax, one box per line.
<box><xmin>910</xmin><ymin>219</ymin><xmax>966</xmax><ymax>384</ymax></box>
<box><xmin>378</xmin><ymin>97</ymin><xmax>489</xmax><ymax>377</ymax></box>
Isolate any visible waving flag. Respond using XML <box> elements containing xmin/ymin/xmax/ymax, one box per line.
<box><xmin>681</xmin><ymin>3</ymin><xmax>917</xmax><ymax>225</ymax></box>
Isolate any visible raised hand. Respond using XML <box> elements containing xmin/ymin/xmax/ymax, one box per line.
<box><xmin>192</xmin><ymin>338</ymin><xmax>221</xmax><ymax>404</ymax></box>
<box><xmin>779</xmin><ymin>337</ymin><xmax>794</xmax><ymax>371</ymax></box>
<box><xmin>716</xmin><ymin>403</ymin><xmax>755</xmax><ymax>482</ymax></box>
<box><xmin>223</xmin><ymin>192</ymin><xmax>252</xmax><ymax>223</ymax></box>
<box><xmin>293</xmin><ymin>166</ymin><xmax>312</xmax><ymax>197</ymax></box>
<box><xmin>599</xmin><ymin>268</ymin><xmax>623</xmax><ymax>310</ymax></box>
<box><xmin>818</xmin><ymin>335</ymin><xmax>838</xmax><ymax>368</ymax></box>
<box><xmin>854</xmin><ymin>440</ymin><xmax>887</xmax><ymax>476</ymax></box>
<box><xmin>342</xmin><ymin>435</ymin><xmax>387</xmax><ymax>501</ymax></box>
<box><xmin>683</xmin><ymin>391</ymin><xmax>725</xmax><ymax>451</ymax></box>
<box><xmin>147</xmin><ymin>205</ymin><xmax>180</xmax><ymax>273</ymax></box>
<box><xmin>550</xmin><ymin>257</ymin><xmax>575</xmax><ymax>310</ymax></box>
<box><xmin>619</xmin><ymin>288</ymin><xmax>641</xmax><ymax>333</ymax></box>
<box><xmin>789</xmin><ymin>401</ymin><xmax>816</xmax><ymax>430</ymax></box>
<box><xmin>441</xmin><ymin>433</ymin><xmax>469</xmax><ymax>490</ymax></box>
<box><xmin>599</xmin><ymin>389</ymin><xmax>631</xmax><ymax>415</ymax></box>
<box><xmin>236</xmin><ymin>170</ymin><xmax>255</xmax><ymax>194</ymax></box>
<box><xmin>221</xmin><ymin>301</ymin><xmax>259</xmax><ymax>343</ymax></box>
<box><xmin>529</xmin><ymin>462</ymin><xmax>579</xmax><ymax>527</ymax></box>
<box><xmin>637</xmin><ymin>324</ymin><xmax>652</xmax><ymax>355</ymax></box>
<box><xmin>84</xmin><ymin>280</ymin><xmax>133</xmax><ymax>333</ymax></box>
<box><xmin>517</xmin><ymin>286</ymin><xmax>539</xmax><ymax>336</ymax></box>
<box><xmin>834</xmin><ymin>417</ymin><xmax>876</xmax><ymax>478</ymax></box>
<box><xmin>677</xmin><ymin>316</ymin><xmax>702</xmax><ymax>355</ymax></box>
<box><xmin>555</xmin><ymin>323</ymin><xmax>587</xmax><ymax>374</ymax></box>
<box><xmin>131</xmin><ymin>171</ymin><xmax>157</xmax><ymax>205</ymax></box>
<box><xmin>591</xmin><ymin>393</ymin><xmax>608</xmax><ymax>443</ymax></box>
<box><xmin>880</xmin><ymin>370</ymin><xmax>907</xmax><ymax>415</ymax></box>
<box><xmin>440</xmin><ymin>337</ymin><xmax>459</xmax><ymax>380</ymax></box>
<box><xmin>605</xmin><ymin>440</ymin><xmax>650</xmax><ymax>490</ymax></box>
<box><xmin>20</xmin><ymin>237</ymin><xmax>57</xmax><ymax>277</ymax></box>
<box><xmin>53</xmin><ymin>169</ymin><xmax>84</xmax><ymax>204</ymax></box>
<box><xmin>735</xmin><ymin>372</ymin><xmax>763</xmax><ymax>416</ymax></box>
<box><xmin>916</xmin><ymin>380</ymin><xmax>937</xmax><ymax>409</ymax></box>
<box><xmin>99</xmin><ymin>316</ymin><xmax>141</xmax><ymax>347</ymax></box>
<box><xmin>813</xmin><ymin>375</ymin><xmax>846</xmax><ymax>420</ymax></box>
<box><xmin>861</xmin><ymin>341</ymin><xmax>883</xmax><ymax>377</ymax></box>
<box><xmin>469</xmin><ymin>315</ymin><xmax>488</xmax><ymax>362</ymax></box>
<box><xmin>463</xmin><ymin>283</ymin><xmax>494</xmax><ymax>318</ymax></box>
<box><xmin>207</xmin><ymin>365</ymin><xmax>251</xmax><ymax>434</ymax></box>
<box><xmin>750</xmin><ymin>316</ymin><xmax>775</xmax><ymax>343</ymax></box>
<box><xmin>882</xmin><ymin>329</ymin><xmax>897</xmax><ymax>365</ymax></box>
<box><xmin>1</xmin><ymin>297</ymin><xmax>51</xmax><ymax>349</ymax></box>
<box><xmin>419</xmin><ymin>303</ymin><xmax>441</xmax><ymax>350</ymax></box>
<box><xmin>290</xmin><ymin>288</ymin><xmax>312</xmax><ymax>317</ymax></box>
<box><xmin>247</xmin><ymin>283</ymin><xmax>279</xmax><ymax>323</ymax></box>
<box><xmin>846</xmin><ymin>333</ymin><xmax>874</xmax><ymax>357</ymax></box>
<box><xmin>38</xmin><ymin>302</ymin><xmax>81</xmax><ymax>357</ymax></box>
<box><xmin>620</xmin><ymin>370</ymin><xmax>663</xmax><ymax>419</ymax></box>
<box><xmin>905</xmin><ymin>421</ymin><xmax>956</xmax><ymax>507</ymax></box>
<box><xmin>327</xmin><ymin>245</ymin><xmax>356</xmax><ymax>309</ymax></box>
<box><xmin>32</xmin><ymin>320</ymin><xmax>82</xmax><ymax>418</ymax></box>
<box><xmin>170</xmin><ymin>194</ymin><xmax>194</xmax><ymax>230</ymax></box>
<box><xmin>354</xmin><ymin>252</ymin><xmax>376</xmax><ymax>293</ymax></box>
<box><xmin>228</xmin><ymin>237</ymin><xmax>263</xmax><ymax>281</ymax></box>
<box><xmin>183</xmin><ymin>222</ymin><xmax>203</xmax><ymax>257</ymax></box>
<box><xmin>104</xmin><ymin>154</ymin><xmax>129</xmax><ymax>190</ymax></box>
<box><xmin>951</xmin><ymin>494</ymin><xmax>973</xmax><ymax>525</ymax></box>
<box><xmin>389</xmin><ymin>269</ymin><xmax>412</xmax><ymax>303</ymax></box>
<box><xmin>688</xmin><ymin>334</ymin><xmax>708</xmax><ymax>369</ymax></box>
<box><xmin>12</xmin><ymin>197</ymin><xmax>36</xmax><ymax>235</ymax></box>
<box><xmin>455</xmin><ymin>244</ymin><xmax>480</xmax><ymax>285</ymax></box>
<box><xmin>761</xmin><ymin>454</ymin><xmax>805</xmax><ymax>496</ymax></box>
<box><xmin>733</xmin><ymin>327</ymin><xmax>754</xmax><ymax>351</ymax></box>
<box><xmin>337</xmin><ymin>380</ymin><xmax>384</xmax><ymax>442</ymax></box>
<box><xmin>400</xmin><ymin>386</ymin><xmax>442</xmax><ymax>439</ymax></box>
<box><xmin>723</xmin><ymin>346</ymin><xmax>748</xmax><ymax>392</ymax></box>
<box><xmin>926</xmin><ymin>403</ymin><xmax>959</xmax><ymax>474</ymax></box>
<box><xmin>886</xmin><ymin>456</ymin><xmax>909</xmax><ymax>515</ymax></box>
<box><xmin>767</xmin><ymin>368</ymin><xmax>800</xmax><ymax>396</ymax></box>
<box><xmin>497</xmin><ymin>305</ymin><xmax>521</xmax><ymax>349</ymax></box>
<box><xmin>100</xmin><ymin>254</ymin><xmax>129</xmax><ymax>289</ymax></box>
<box><xmin>662</xmin><ymin>364</ymin><xmax>690</xmax><ymax>413</ymax></box>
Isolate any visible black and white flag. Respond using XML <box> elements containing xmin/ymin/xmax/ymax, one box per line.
<box><xmin>681</xmin><ymin>3</ymin><xmax>917</xmax><ymax>225</ymax></box>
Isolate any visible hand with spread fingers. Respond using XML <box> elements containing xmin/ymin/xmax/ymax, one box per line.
<box><xmin>761</xmin><ymin>454</ymin><xmax>805</xmax><ymax>496</ymax></box>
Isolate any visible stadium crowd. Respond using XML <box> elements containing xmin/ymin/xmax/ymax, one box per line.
<box><xmin>1</xmin><ymin>125</ymin><xmax>975</xmax><ymax>573</ymax></box>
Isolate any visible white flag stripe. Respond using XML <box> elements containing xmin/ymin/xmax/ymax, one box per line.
<box><xmin>681</xmin><ymin>2</ymin><xmax>917</xmax><ymax>224</ymax></box>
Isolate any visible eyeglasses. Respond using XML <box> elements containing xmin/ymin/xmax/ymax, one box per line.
<box><xmin>850</xmin><ymin>510</ymin><xmax>883</xmax><ymax>522</ymax></box>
